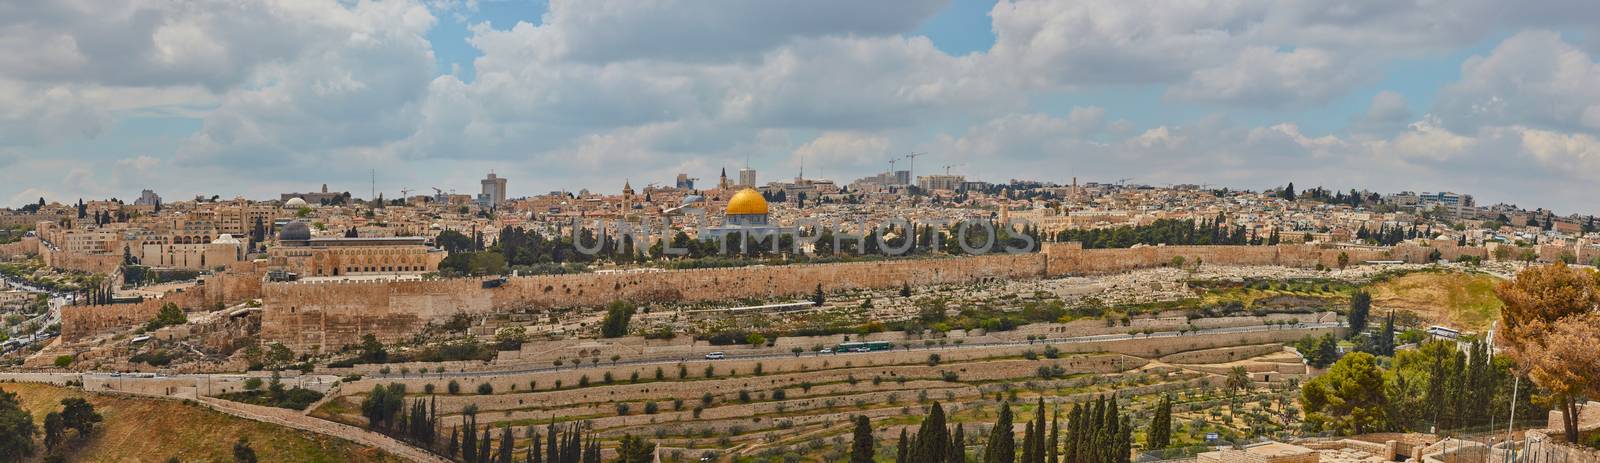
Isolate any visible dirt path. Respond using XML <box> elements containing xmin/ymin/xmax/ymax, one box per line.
<box><xmin>194</xmin><ymin>396</ymin><xmax>451</xmax><ymax>463</ymax></box>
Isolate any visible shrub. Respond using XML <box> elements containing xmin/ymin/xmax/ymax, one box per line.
<box><xmin>644</xmin><ymin>401</ymin><xmax>659</xmax><ymax>414</ymax></box>
<box><xmin>243</xmin><ymin>377</ymin><xmax>264</xmax><ymax>391</ymax></box>
<box><xmin>447</xmin><ymin>380</ymin><xmax>461</xmax><ymax>394</ymax></box>
<box><xmin>53</xmin><ymin>355</ymin><xmax>74</xmax><ymax>368</ymax></box>
<box><xmin>476</xmin><ymin>383</ymin><xmax>493</xmax><ymax>395</ymax></box>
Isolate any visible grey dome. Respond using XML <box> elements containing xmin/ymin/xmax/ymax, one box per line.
<box><xmin>279</xmin><ymin>221</ymin><xmax>311</xmax><ymax>241</ymax></box>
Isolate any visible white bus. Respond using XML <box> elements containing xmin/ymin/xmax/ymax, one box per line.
<box><xmin>1426</xmin><ymin>325</ymin><xmax>1461</xmax><ymax>339</ymax></box>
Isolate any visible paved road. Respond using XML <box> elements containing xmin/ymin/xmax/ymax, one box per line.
<box><xmin>374</xmin><ymin>321</ymin><xmax>1343</xmax><ymax>380</ymax></box>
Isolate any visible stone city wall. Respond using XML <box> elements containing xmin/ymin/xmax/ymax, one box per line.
<box><xmin>262</xmin><ymin>253</ymin><xmax>1043</xmax><ymax>352</ymax></box>
<box><xmin>0</xmin><ymin>236</ymin><xmax>39</xmax><ymax>257</ymax></box>
<box><xmin>37</xmin><ymin>241</ymin><xmax>123</xmax><ymax>274</ymax></box>
<box><xmin>252</xmin><ymin>242</ymin><xmax>1444</xmax><ymax>352</ymax></box>
<box><xmin>60</xmin><ymin>266</ymin><xmax>263</xmax><ymax>340</ymax></box>
<box><xmin>1040</xmin><ymin>241</ymin><xmax>1436</xmax><ymax>276</ymax></box>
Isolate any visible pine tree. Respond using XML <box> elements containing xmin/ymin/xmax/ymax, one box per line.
<box><xmin>851</xmin><ymin>415</ymin><xmax>875</xmax><ymax>463</ymax></box>
<box><xmin>983</xmin><ymin>403</ymin><xmax>1014</xmax><ymax>463</ymax></box>
<box><xmin>448</xmin><ymin>427</ymin><xmax>459</xmax><ymax>460</ymax></box>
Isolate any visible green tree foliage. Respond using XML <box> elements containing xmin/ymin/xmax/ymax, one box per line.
<box><xmin>850</xmin><ymin>415</ymin><xmax>875</xmax><ymax>463</ymax></box>
<box><xmin>615</xmin><ymin>434</ymin><xmax>655</xmax><ymax>463</ymax></box>
<box><xmin>145</xmin><ymin>303</ymin><xmax>186</xmax><ymax>331</ymax></box>
<box><xmin>438</xmin><ymin>252</ymin><xmax>508</xmax><ymax>276</ymax></box>
<box><xmin>600</xmin><ymin>301</ymin><xmax>636</xmax><ymax>338</ymax></box>
<box><xmin>43</xmin><ymin>412</ymin><xmax>64</xmax><ymax>453</ymax></box>
<box><xmin>1</xmin><ymin>389</ymin><xmax>39</xmax><ymax>460</ymax></box>
<box><xmin>358</xmin><ymin>334</ymin><xmax>388</xmax><ymax>363</ymax></box>
<box><xmin>1347</xmin><ymin>291</ymin><xmax>1371</xmax><ymax>337</ymax></box>
<box><xmin>232</xmin><ymin>437</ymin><xmax>258</xmax><ymax>463</ymax></box>
<box><xmin>1145</xmin><ymin>394</ymin><xmax>1172</xmax><ymax>450</ymax></box>
<box><xmin>59</xmin><ymin>398</ymin><xmax>101</xmax><ymax>436</ymax></box>
<box><xmin>812</xmin><ymin>283</ymin><xmax>826</xmax><ymax>307</ymax></box>
<box><xmin>497</xmin><ymin>425</ymin><xmax>514</xmax><ymax>463</ymax></box>
<box><xmin>360</xmin><ymin>383</ymin><xmax>406</xmax><ymax>430</ymax></box>
<box><xmin>1301</xmin><ymin>352</ymin><xmax>1387</xmax><ymax>434</ymax></box>
<box><xmin>983</xmin><ymin>402</ymin><xmax>1014</xmax><ymax>463</ymax></box>
<box><xmin>1051</xmin><ymin>217</ymin><xmax>1252</xmax><ymax>249</ymax></box>
<box><xmin>1062</xmin><ymin>396</ymin><xmax>1133</xmax><ymax>463</ymax></box>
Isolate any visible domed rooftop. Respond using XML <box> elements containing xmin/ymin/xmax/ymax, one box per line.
<box><xmin>725</xmin><ymin>188</ymin><xmax>768</xmax><ymax>216</ymax></box>
<box><xmin>212</xmin><ymin>234</ymin><xmax>241</xmax><ymax>245</ymax></box>
<box><xmin>680</xmin><ymin>194</ymin><xmax>704</xmax><ymax>207</ymax></box>
<box><xmin>279</xmin><ymin>220</ymin><xmax>311</xmax><ymax>241</ymax></box>
<box><xmin>284</xmin><ymin>197</ymin><xmax>309</xmax><ymax>209</ymax></box>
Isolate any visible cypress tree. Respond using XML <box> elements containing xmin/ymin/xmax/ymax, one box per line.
<box><xmin>478</xmin><ymin>425</ymin><xmax>492</xmax><ymax>463</ymax></box>
<box><xmin>499</xmin><ymin>426</ymin><xmax>514</xmax><ymax>463</ymax></box>
<box><xmin>897</xmin><ymin>428</ymin><xmax>909</xmax><ymax>463</ymax></box>
<box><xmin>1146</xmin><ymin>395</ymin><xmax>1171</xmax><ymax>450</ymax></box>
<box><xmin>910</xmin><ymin>403</ymin><xmax>950</xmax><ymax>462</ymax></box>
<box><xmin>983</xmin><ymin>403</ymin><xmax>1015</xmax><ymax>463</ymax></box>
<box><xmin>1048</xmin><ymin>410</ymin><xmax>1059</xmax><ymax>463</ymax></box>
<box><xmin>1117</xmin><ymin>415</ymin><xmax>1132</xmax><ymax>463</ymax></box>
<box><xmin>1021</xmin><ymin>423</ymin><xmax>1038</xmax><ymax>463</ymax></box>
<box><xmin>851</xmin><ymin>415</ymin><xmax>875</xmax><ymax>463</ymax></box>
<box><xmin>463</xmin><ymin>421</ymin><xmax>478</xmax><ymax>462</ymax></box>
<box><xmin>1065</xmin><ymin>404</ymin><xmax>1082</xmax><ymax>463</ymax></box>
<box><xmin>1033</xmin><ymin>399</ymin><xmax>1047</xmax><ymax>463</ymax></box>
<box><xmin>448</xmin><ymin>426</ymin><xmax>459</xmax><ymax>460</ymax></box>
<box><xmin>949</xmin><ymin>424</ymin><xmax>966</xmax><ymax>463</ymax></box>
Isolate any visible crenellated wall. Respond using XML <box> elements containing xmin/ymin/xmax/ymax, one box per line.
<box><xmin>62</xmin><ymin>241</ymin><xmax>1485</xmax><ymax>351</ymax></box>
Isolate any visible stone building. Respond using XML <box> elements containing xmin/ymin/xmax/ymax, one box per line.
<box><xmin>267</xmin><ymin>220</ymin><xmax>445</xmax><ymax>278</ymax></box>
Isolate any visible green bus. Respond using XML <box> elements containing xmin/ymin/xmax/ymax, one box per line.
<box><xmin>835</xmin><ymin>341</ymin><xmax>894</xmax><ymax>353</ymax></box>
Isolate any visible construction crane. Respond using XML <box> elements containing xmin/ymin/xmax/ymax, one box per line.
<box><xmin>1117</xmin><ymin>178</ymin><xmax>1133</xmax><ymax>187</ymax></box>
<box><xmin>903</xmin><ymin>152</ymin><xmax>925</xmax><ymax>178</ymax></box>
<box><xmin>399</xmin><ymin>188</ymin><xmax>412</xmax><ymax>198</ymax></box>
<box><xmin>886</xmin><ymin>157</ymin><xmax>897</xmax><ymax>173</ymax></box>
<box><xmin>942</xmin><ymin>163</ymin><xmax>965</xmax><ymax>175</ymax></box>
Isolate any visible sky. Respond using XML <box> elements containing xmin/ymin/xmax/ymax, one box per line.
<box><xmin>3</xmin><ymin>0</ymin><xmax>1600</xmax><ymax>215</ymax></box>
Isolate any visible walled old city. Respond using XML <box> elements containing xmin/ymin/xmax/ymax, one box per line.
<box><xmin>3</xmin><ymin>171</ymin><xmax>1599</xmax><ymax>463</ymax></box>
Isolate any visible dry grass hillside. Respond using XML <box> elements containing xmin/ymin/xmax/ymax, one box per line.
<box><xmin>0</xmin><ymin>382</ymin><xmax>402</xmax><ymax>463</ymax></box>
<box><xmin>1367</xmin><ymin>271</ymin><xmax>1505</xmax><ymax>331</ymax></box>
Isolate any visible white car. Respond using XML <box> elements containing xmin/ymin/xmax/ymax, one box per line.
<box><xmin>818</xmin><ymin>348</ymin><xmax>833</xmax><ymax>354</ymax></box>
<box><xmin>704</xmin><ymin>352</ymin><xmax>726</xmax><ymax>360</ymax></box>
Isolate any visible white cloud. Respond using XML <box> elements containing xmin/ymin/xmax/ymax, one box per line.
<box><xmin>510</xmin><ymin>0</ymin><xmax>947</xmax><ymax>64</ymax></box>
<box><xmin>1350</xmin><ymin>90</ymin><xmax>1413</xmax><ymax>137</ymax></box>
<box><xmin>1167</xmin><ymin>46</ymin><xmax>1367</xmax><ymax>107</ymax></box>
<box><xmin>1434</xmin><ymin>30</ymin><xmax>1600</xmax><ymax>135</ymax></box>
<box><xmin>791</xmin><ymin>132</ymin><xmax>891</xmax><ymax>171</ymax></box>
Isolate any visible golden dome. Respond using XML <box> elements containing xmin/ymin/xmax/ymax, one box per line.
<box><xmin>725</xmin><ymin>188</ymin><xmax>769</xmax><ymax>215</ymax></box>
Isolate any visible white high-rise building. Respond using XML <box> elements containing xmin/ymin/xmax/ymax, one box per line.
<box><xmin>738</xmin><ymin>167</ymin><xmax>757</xmax><ymax>187</ymax></box>
<box><xmin>479</xmin><ymin>172</ymin><xmax>507</xmax><ymax>207</ymax></box>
